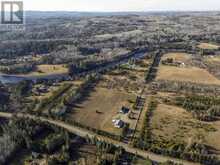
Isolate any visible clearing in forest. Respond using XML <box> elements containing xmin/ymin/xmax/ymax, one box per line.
<box><xmin>198</xmin><ymin>43</ymin><xmax>219</xmax><ymax>50</ymax></box>
<box><xmin>68</xmin><ymin>87</ymin><xmax>136</xmax><ymax>136</ymax></box>
<box><xmin>151</xmin><ymin>101</ymin><xmax>220</xmax><ymax>157</ymax></box>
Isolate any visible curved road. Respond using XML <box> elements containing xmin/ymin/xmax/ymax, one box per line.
<box><xmin>0</xmin><ymin>112</ymin><xmax>200</xmax><ymax>165</ymax></box>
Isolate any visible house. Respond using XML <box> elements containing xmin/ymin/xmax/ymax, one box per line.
<box><xmin>112</xmin><ymin>119</ymin><xmax>124</xmax><ymax>128</ymax></box>
<box><xmin>119</xmin><ymin>106</ymin><xmax>130</xmax><ymax>114</ymax></box>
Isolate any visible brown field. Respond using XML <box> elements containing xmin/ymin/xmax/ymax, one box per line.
<box><xmin>162</xmin><ymin>52</ymin><xmax>192</xmax><ymax>63</ymax></box>
<box><xmin>203</xmin><ymin>56</ymin><xmax>220</xmax><ymax>79</ymax></box>
<box><xmin>204</xmin><ymin>55</ymin><xmax>220</xmax><ymax>63</ymax></box>
<box><xmin>157</xmin><ymin>65</ymin><xmax>220</xmax><ymax>85</ymax></box>
<box><xmin>68</xmin><ymin>87</ymin><xmax>136</xmax><ymax>135</ymax></box>
<box><xmin>151</xmin><ymin>103</ymin><xmax>217</xmax><ymax>145</ymax></box>
<box><xmin>25</xmin><ymin>64</ymin><xmax>68</xmax><ymax>76</ymax></box>
<box><xmin>198</xmin><ymin>43</ymin><xmax>219</xmax><ymax>50</ymax></box>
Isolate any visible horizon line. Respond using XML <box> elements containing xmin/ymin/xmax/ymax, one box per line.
<box><xmin>24</xmin><ymin>10</ymin><xmax>220</xmax><ymax>13</ymax></box>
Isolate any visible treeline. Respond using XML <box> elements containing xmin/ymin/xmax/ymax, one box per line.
<box><xmin>85</xmin><ymin>136</ymin><xmax>132</xmax><ymax>165</ymax></box>
<box><xmin>151</xmin><ymin>80</ymin><xmax>220</xmax><ymax>95</ymax></box>
<box><xmin>35</xmin><ymin>83</ymin><xmax>73</xmax><ymax>112</ymax></box>
<box><xmin>0</xmin><ymin>117</ymin><xmax>51</xmax><ymax>164</ymax></box>
<box><xmin>0</xmin><ymin>64</ymin><xmax>36</xmax><ymax>74</ymax></box>
<box><xmin>133</xmin><ymin>98</ymin><xmax>219</xmax><ymax>165</ymax></box>
<box><xmin>65</xmin><ymin>119</ymin><xmax>123</xmax><ymax>142</ymax></box>
<box><xmin>0</xmin><ymin>40</ymin><xmax>72</xmax><ymax>59</ymax></box>
<box><xmin>175</xmin><ymin>95</ymin><xmax>220</xmax><ymax>121</ymax></box>
<box><xmin>0</xmin><ymin>84</ymin><xmax>10</xmax><ymax>111</ymax></box>
<box><xmin>134</xmin><ymin>98</ymin><xmax>158</xmax><ymax>149</ymax></box>
<box><xmin>69</xmin><ymin>48</ymin><xmax>147</xmax><ymax>76</ymax></box>
<box><xmin>145</xmin><ymin>51</ymin><xmax>163</xmax><ymax>83</ymax></box>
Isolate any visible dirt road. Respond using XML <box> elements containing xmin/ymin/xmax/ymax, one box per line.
<box><xmin>0</xmin><ymin>112</ymin><xmax>200</xmax><ymax>165</ymax></box>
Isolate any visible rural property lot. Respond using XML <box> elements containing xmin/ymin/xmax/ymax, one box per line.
<box><xmin>161</xmin><ymin>52</ymin><xmax>192</xmax><ymax>63</ymax></box>
<box><xmin>157</xmin><ymin>65</ymin><xmax>220</xmax><ymax>85</ymax></box>
<box><xmin>68</xmin><ymin>86</ymin><xmax>136</xmax><ymax>135</ymax></box>
<box><xmin>157</xmin><ymin>52</ymin><xmax>220</xmax><ymax>85</ymax></box>
<box><xmin>198</xmin><ymin>43</ymin><xmax>219</xmax><ymax>50</ymax></box>
<box><xmin>150</xmin><ymin>102</ymin><xmax>220</xmax><ymax>157</ymax></box>
<box><xmin>27</xmin><ymin>64</ymin><xmax>68</xmax><ymax>76</ymax></box>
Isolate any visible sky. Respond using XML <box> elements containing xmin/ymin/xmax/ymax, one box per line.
<box><xmin>22</xmin><ymin>0</ymin><xmax>220</xmax><ymax>12</ymax></box>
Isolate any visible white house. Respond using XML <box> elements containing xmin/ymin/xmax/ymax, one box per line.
<box><xmin>112</xmin><ymin>119</ymin><xmax>124</xmax><ymax>128</ymax></box>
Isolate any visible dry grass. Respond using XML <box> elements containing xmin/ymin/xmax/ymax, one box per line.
<box><xmin>25</xmin><ymin>64</ymin><xmax>68</xmax><ymax>76</ymax></box>
<box><xmin>198</xmin><ymin>43</ymin><xmax>219</xmax><ymax>50</ymax></box>
<box><xmin>157</xmin><ymin>65</ymin><xmax>220</xmax><ymax>85</ymax></box>
<box><xmin>35</xmin><ymin>64</ymin><xmax>68</xmax><ymax>75</ymax></box>
<box><xmin>151</xmin><ymin>103</ymin><xmax>220</xmax><ymax>156</ymax></box>
<box><xmin>162</xmin><ymin>52</ymin><xmax>192</xmax><ymax>63</ymax></box>
<box><xmin>68</xmin><ymin>87</ymin><xmax>135</xmax><ymax>135</ymax></box>
<box><xmin>151</xmin><ymin>104</ymin><xmax>216</xmax><ymax>143</ymax></box>
<box><xmin>205</xmin><ymin>120</ymin><xmax>220</xmax><ymax>155</ymax></box>
<box><xmin>204</xmin><ymin>55</ymin><xmax>220</xmax><ymax>63</ymax></box>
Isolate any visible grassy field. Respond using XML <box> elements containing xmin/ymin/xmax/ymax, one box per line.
<box><xmin>24</xmin><ymin>64</ymin><xmax>68</xmax><ymax>76</ymax></box>
<box><xmin>157</xmin><ymin>65</ymin><xmax>220</xmax><ymax>85</ymax></box>
<box><xmin>204</xmin><ymin>55</ymin><xmax>220</xmax><ymax>63</ymax></box>
<box><xmin>162</xmin><ymin>52</ymin><xmax>192</xmax><ymax>63</ymax></box>
<box><xmin>150</xmin><ymin>101</ymin><xmax>220</xmax><ymax>156</ymax></box>
<box><xmin>198</xmin><ymin>43</ymin><xmax>219</xmax><ymax>50</ymax></box>
<box><xmin>68</xmin><ymin>87</ymin><xmax>136</xmax><ymax>135</ymax></box>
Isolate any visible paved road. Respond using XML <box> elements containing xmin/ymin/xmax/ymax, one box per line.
<box><xmin>0</xmin><ymin>112</ymin><xmax>200</xmax><ymax>165</ymax></box>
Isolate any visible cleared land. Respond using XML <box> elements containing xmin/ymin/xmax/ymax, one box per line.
<box><xmin>24</xmin><ymin>64</ymin><xmax>68</xmax><ymax>76</ymax></box>
<box><xmin>157</xmin><ymin>65</ymin><xmax>220</xmax><ymax>85</ymax></box>
<box><xmin>162</xmin><ymin>52</ymin><xmax>192</xmax><ymax>63</ymax></box>
<box><xmin>204</xmin><ymin>55</ymin><xmax>220</xmax><ymax>63</ymax></box>
<box><xmin>151</xmin><ymin>104</ymin><xmax>216</xmax><ymax>142</ymax></box>
<box><xmin>150</xmin><ymin>101</ymin><xmax>220</xmax><ymax>157</ymax></box>
<box><xmin>198</xmin><ymin>43</ymin><xmax>219</xmax><ymax>50</ymax></box>
<box><xmin>68</xmin><ymin>87</ymin><xmax>136</xmax><ymax>135</ymax></box>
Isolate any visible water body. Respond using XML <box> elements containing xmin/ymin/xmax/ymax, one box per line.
<box><xmin>0</xmin><ymin>74</ymin><xmax>68</xmax><ymax>84</ymax></box>
<box><xmin>0</xmin><ymin>75</ymin><xmax>26</xmax><ymax>84</ymax></box>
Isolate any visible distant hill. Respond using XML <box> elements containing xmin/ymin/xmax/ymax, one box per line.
<box><xmin>25</xmin><ymin>11</ymin><xmax>220</xmax><ymax>19</ymax></box>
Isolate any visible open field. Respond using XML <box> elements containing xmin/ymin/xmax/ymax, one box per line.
<box><xmin>23</xmin><ymin>64</ymin><xmax>68</xmax><ymax>76</ymax></box>
<box><xmin>204</xmin><ymin>55</ymin><xmax>220</xmax><ymax>63</ymax></box>
<box><xmin>203</xmin><ymin>55</ymin><xmax>220</xmax><ymax>79</ymax></box>
<box><xmin>157</xmin><ymin>65</ymin><xmax>220</xmax><ymax>85</ymax></box>
<box><xmin>68</xmin><ymin>87</ymin><xmax>136</xmax><ymax>135</ymax></box>
<box><xmin>162</xmin><ymin>52</ymin><xmax>192</xmax><ymax>63</ymax></box>
<box><xmin>198</xmin><ymin>43</ymin><xmax>219</xmax><ymax>50</ymax></box>
<box><xmin>149</xmin><ymin>101</ymin><xmax>220</xmax><ymax>157</ymax></box>
<box><xmin>151</xmin><ymin>104</ymin><xmax>216</xmax><ymax>142</ymax></box>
